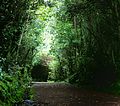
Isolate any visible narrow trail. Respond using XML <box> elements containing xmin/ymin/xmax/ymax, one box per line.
<box><xmin>32</xmin><ymin>82</ymin><xmax>120</xmax><ymax>106</ymax></box>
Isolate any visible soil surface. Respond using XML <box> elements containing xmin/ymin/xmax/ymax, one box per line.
<box><xmin>32</xmin><ymin>82</ymin><xmax>120</xmax><ymax>106</ymax></box>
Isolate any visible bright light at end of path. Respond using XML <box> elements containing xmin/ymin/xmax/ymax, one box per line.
<box><xmin>42</xmin><ymin>29</ymin><xmax>53</xmax><ymax>54</ymax></box>
<box><xmin>41</xmin><ymin>16</ymin><xmax>56</xmax><ymax>54</ymax></box>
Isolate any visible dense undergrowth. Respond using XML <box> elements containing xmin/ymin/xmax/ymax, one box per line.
<box><xmin>0</xmin><ymin>0</ymin><xmax>41</xmax><ymax>105</ymax></box>
<box><xmin>0</xmin><ymin>69</ymin><xmax>32</xmax><ymax>105</ymax></box>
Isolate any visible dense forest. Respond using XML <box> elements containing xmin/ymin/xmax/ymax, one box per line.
<box><xmin>0</xmin><ymin>0</ymin><xmax>120</xmax><ymax>105</ymax></box>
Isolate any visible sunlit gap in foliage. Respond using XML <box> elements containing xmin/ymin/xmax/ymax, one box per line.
<box><xmin>36</xmin><ymin>0</ymin><xmax>63</xmax><ymax>55</ymax></box>
<box><xmin>41</xmin><ymin>16</ymin><xmax>56</xmax><ymax>55</ymax></box>
<box><xmin>31</xmin><ymin>0</ymin><xmax>66</xmax><ymax>82</ymax></box>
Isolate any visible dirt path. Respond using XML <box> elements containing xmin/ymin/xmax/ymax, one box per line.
<box><xmin>32</xmin><ymin>82</ymin><xmax>120</xmax><ymax>106</ymax></box>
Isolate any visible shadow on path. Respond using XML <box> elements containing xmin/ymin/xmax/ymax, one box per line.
<box><xmin>32</xmin><ymin>82</ymin><xmax>120</xmax><ymax>106</ymax></box>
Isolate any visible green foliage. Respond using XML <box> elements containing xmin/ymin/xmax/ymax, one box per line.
<box><xmin>1</xmin><ymin>0</ymin><xmax>119</xmax><ymax>103</ymax></box>
<box><xmin>0</xmin><ymin>69</ymin><xmax>31</xmax><ymax>105</ymax></box>
<box><xmin>0</xmin><ymin>0</ymin><xmax>44</xmax><ymax>73</ymax></box>
<box><xmin>50</xmin><ymin>20</ymin><xmax>76</xmax><ymax>81</ymax></box>
<box><xmin>49</xmin><ymin>0</ymin><xmax>120</xmax><ymax>92</ymax></box>
<box><xmin>0</xmin><ymin>0</ymin><xmax>42</xmax><ymax>105</ymax></box>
